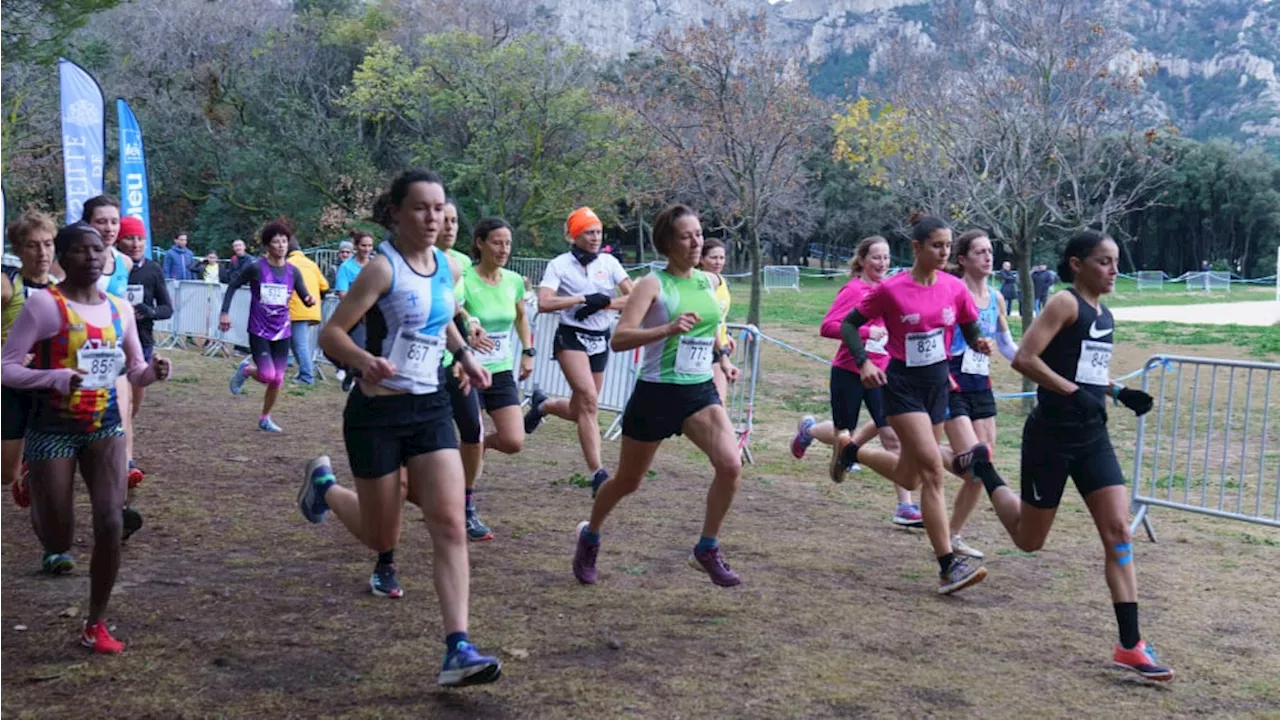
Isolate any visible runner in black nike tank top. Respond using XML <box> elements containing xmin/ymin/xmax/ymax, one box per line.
<box><xmin>975</xmin><ymin>230</ymin><xmax>1173</xmax><ymax>682</ymax></box>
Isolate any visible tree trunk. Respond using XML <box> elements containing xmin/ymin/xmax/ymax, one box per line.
<box><xmin>1015</xmin><ymin>233</ymin><xmax>1038</xmax><ymax>415</ymax></box>
<box><xmin>747</xmin><ymin>225</ymin><xmax>763</xmax><ymax>327</ymax></box>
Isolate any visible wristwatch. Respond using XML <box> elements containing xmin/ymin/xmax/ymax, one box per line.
<box><xmin>521</xmin><ymin>348</ymin><xmax>536</xmax><ymax>358</ymax></box>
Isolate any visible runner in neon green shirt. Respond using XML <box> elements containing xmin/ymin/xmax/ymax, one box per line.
<box><xmin>570</xmin><ymin>204</ymin><xmax>745</xmax><ymax>589</ymax></box>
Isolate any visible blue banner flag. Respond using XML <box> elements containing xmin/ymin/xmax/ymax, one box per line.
<box><xmin>58</xmin><ymin>58</ymin><xmax>105</xmax><ymax>224</ymax></box>
<box><xmin>117</xmin><ymin>98</ymin><xmax>152</xmax><ymax>256</ymax></box>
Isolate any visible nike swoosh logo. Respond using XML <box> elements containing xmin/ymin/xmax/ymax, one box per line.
<box><xmin>1088</xmin><ymin>320</ymin><xmax>1110</xmax><ymax>339</ymax></box>
<box><xmin>1032</xmin><ymin>482</ymin><xmax>1042</xmax><ymax>502</ymax></box>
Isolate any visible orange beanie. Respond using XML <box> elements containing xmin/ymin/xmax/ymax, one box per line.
<box><xmin>566</xmin><ymin>207</ymin><xmax>602</xmax><ymax>239</ymax></box>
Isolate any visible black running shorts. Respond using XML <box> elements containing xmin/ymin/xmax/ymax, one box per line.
<box><xmin>883</xmin><ymin>360</ymin><xmax>949</xmax><ymax>426</ymax></box>
<box><xmin>444</xmin><ymin>362</ymin><xmax>483</xmax><ymax>444</ymax></box>
<box><xmin>1020</xmin><ymin>413</ymin><xmax>1125</xmax><ymax>509</ymax></box>
<box><xmin>946</xmin><ymin>388</ymin><xmax>998</xmax><ymax>422</ymax></box>
<box><xmin>621</xmin><ymin>380</ymin><xmax>721</xmax><ymax>443</ymax></box>
<box><xmin>343</xmin><ymin>381</ymin><xmax>457</xmax><ymax>479</ymax></box>
<box><xmin>553</xmin><ymin>325</ymin><xmax>611</xmax><ymax>374</ymax></box>
<box><xmin>479</xmin><ymin>370</ymin><xmax>521</xmax><ymax>413</ymax></box>
<box><xmin>830</xmin><ymin>365</ymin><xmax>888</xmax><ymax>431</ymax></box>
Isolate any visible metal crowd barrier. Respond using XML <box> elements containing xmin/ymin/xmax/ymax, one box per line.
<box><xmin>762</xmin><ymin>265</ymin><xmax>800</xmax><ymax>292</ymax></box>
<box><xmin>1129</xmin><ymin>355</ymin><xmax>1280</xmax><ymax>541</ymax></box>
<box><xmin>507</xmin><ymin>257</ymin><xmax>551</xmax><ymax>285</ymax></box>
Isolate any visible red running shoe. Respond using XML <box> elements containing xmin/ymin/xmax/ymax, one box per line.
<box><xmin>81</xmin><ymin>621</ymin><xmax>125</xmax><ymax>654</ymax></box>
<box><xmin>127</xmin><ymin>460</ymin><xmax>144</xmax><ymax>489</ymax></box>
<box><xmin>11</xmin><ymin>464</ymin><xmax>30</xmax><ymax>508</ymax></box>
<box><xmin>1112</xmin><ymin>640</ymin><xmax>1174</xmax><ymax>681</ymax></box>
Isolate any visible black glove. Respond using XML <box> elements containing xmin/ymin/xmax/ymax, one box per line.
<box><xmin>134</xmin><ymin>303</ymin><xmax>155</xmax><ymax>320</ymax></box>
<box><xmin>1117</xmin><ymin>388</ymin><xmax>1154</xmax><ymax>417</ymax></box>
<box><xmin>583</xmin><ymin>293</ymin><xmax>611</xmax><ymax>310</ymax></box>
<box><xmin>1072</xmin><ymin>388</ymin><xmax>1107</xmax><ymax>418</ymax></box>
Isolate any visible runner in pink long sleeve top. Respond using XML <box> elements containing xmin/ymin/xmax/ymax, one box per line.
<box><xmin>821</xmin><ymin>277</ymin><xmax>889</xmax><ymax>374</ymax></box>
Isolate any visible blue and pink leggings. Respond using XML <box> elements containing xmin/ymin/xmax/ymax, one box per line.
<box><xmin>247</xmin><ymin>335</ymin><xmax>291</xmax><ymax>388</ymax></box>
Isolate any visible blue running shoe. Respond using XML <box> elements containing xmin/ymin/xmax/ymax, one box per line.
<box><xmin>791</xmin><ymin>415</ymin><xmax>816</xmax><ymax>458</ymax></box>
<box><xmin>41</xmin><ymin>552</ymin><xmax>75</xmax><ymax>575</ymax></box>
<box><xmin>589</xmin><ymin>468</ymin><xmax>608</xmax><ymax>498</ymax></box>
<box><xmin>298</xmin><ymin>455</ymin><xmax>333</xmax><ymax>524</ymax></box>
<box><xmin>438</xmin><ymin>641</ymin><xmax>502</xmax><ymax>687</ymax></box>
<box><xmin>259</xmin><ymin>416</ymin><xmax>283</xmax><ymax>433</ymax></box>
<box><xmin>230</xmin><ymin>358</ymin><xmax>251</xmax><ymax>395</ymax></box>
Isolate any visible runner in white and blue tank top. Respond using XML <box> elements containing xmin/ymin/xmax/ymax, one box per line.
<box><xmin>298</xmin><ymin>169</ymin><xmax>503</xmax><ymax>689</ymax></box>
<box><xmin>939</xmin><ymin>230</ymin><xmax>1019</xmax><ymax>562</ymax></box>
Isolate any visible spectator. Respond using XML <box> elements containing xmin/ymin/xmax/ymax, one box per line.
<box><xmin>328</xmin><ymin>240</ymin><xmax>354</xmax><ymax>286</ymax></box>
<box><xmin>1032</xmin><ymin>263</ymin><xmax>1056</xmax><ymax>314</ymax></box>
<box><xmin>163</xmin><ymin>232</ymin><xmax>195</xmax><ymax>280</ymax></box>
<box><xmin>334</xmin><ymin>232</ymin><xmax>373</xmax><ymax>299</ymax></box>
<box><xmin>226</xmin><ymin>239</ymin><xmax>256</xmax><ymax>285</ymax></box>
<box><xmin>191</xmin><ymin>251</ymin><xmax>221</xmax><ymax>283</ymax></box>
<box><xmin>286</xmin><ymin>237</ymin><xmax>328</xmax><ymax>385</ymax></box>
<box><xmin>998</xmin><ymin>260</ymin><xmax>1021</xmax><ymax>316</ymax></box>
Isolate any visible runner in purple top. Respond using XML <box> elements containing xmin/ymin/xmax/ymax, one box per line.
<box><xmin>219</xmin><ymin>220</ymin><xmax>314</xmax><ymax>432</ymax></box>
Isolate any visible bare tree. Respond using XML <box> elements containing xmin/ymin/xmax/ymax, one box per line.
<box><xmin>840</xmin><ymin>0</ymin><xmax>1170</xmax><ymax>328</ymax></box>
<box><xmin>612</xmin><ymin>10</ymin><xmax>825</xmax><ymax>325</ymax></box>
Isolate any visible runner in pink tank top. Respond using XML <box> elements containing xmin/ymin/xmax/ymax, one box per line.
<box><xmin>830</xmin><ymin>213</ymin><xmax>996</xmax><ymax>597</ymax></box>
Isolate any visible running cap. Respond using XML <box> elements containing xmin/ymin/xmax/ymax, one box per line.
<box><xmin>118</xmin><ymin>216</ymin><xmax>146</xmax><ymax>238</ymax></box>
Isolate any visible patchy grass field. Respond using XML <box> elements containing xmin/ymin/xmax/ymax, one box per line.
<box><xmin>3</xmin><ymin>328</ymin><xmax>1279</xmax><ymax>719</ymax></box>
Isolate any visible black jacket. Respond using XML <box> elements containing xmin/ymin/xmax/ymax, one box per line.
<box><xmin>128</xmin><ymin>257</ymin><xmax>173</xmax><ymax>349</ymax></box>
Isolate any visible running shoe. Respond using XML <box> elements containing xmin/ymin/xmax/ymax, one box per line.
<box><xmin>689</xmin><ymin>546</ymin><xmax>741</xmax><ymax>587</ymax></box>
<box><xmin>341</xmin><ymin>374</ymin><xmax>356</xmax><ymax>393</ymax></box>
<box><xmin>127</xmin><ymin>459</ymin><xmax>144</xmax><ymax>489</ymax></box>
<box><xmin>122</xmin><ymin>507</ymin><xmax>143</xmax><ymax>542</ymax></box>
<box><xmin>466</xmin><ymin>506</ymin><xmax>494</xmax><ymax>542</ymax></box>
<box><xmin>11</xmin><ymin>463</ymin><xmax>30</xmax><ymax>508</ymax></box>
<box><xmin>1112</xmin><ymin>640</ymin><xmax>1174</xmax><ymax>682</ymax></box>
<box><xmin>523</xmin><ymin>389</ymin><xmax>548</xmax><ymax>434</ymax></box>
<box><xmin>369</xmin><ymin>561</ymin><xmax>403</xmax><ymax>599</ymax></box>
<box><xmin>573</xmin><ymin>520</ymin><xmax>599</xmax><ymax>584</ymax></box>
<box><xmin>938</xmin><ymin>556</ymin><xmax>988</xmax><ymax>595</ymax></box>
<box><xmin>80</xmin><ymin>620</ymin><xmax>125</xmax><ymax>654</ymax></box>
<box><xmin>438</xmin><ymin>641</ymin><xmax>502</xmax><ymax>687</ymax></box>
<box><xmin>829</xmin><ymin>432</ymin><xmax>854</xmax><ymax>484</ymax></box>
<box><xmin>951</xmin><ymin>442</ymin><xmax>990</xmax><ymax>479</ymax></box>
<box><xmin>41</xmin><ymin>552</ymin><xmax>75</xmax><ymax>575</ymax></box>
<box><xmin>258</xmin><ymin>416</ymin><xmax>283</xmax><ymax>433</ymax></box>
<box><xmin>849</xmin><ymin>462</ymin><xmax>863</xmax><ymax>473</ymax></box>
<box><xmin>951</xmin><ymin>533</ymin><xmax>984</xmax><ymax>559</ymax></box>
<box><xmin>589</xmin><ymin>468</ymin><xmax>609</xmax><ymax>498</ymax></box>
<box><xmin>892</xmin><ymin>502</ymin><xmax>924</xmax><ymax>527</ymax></box>
<box><xmin>230</xmin><ymin>357</ymin><xmax>251</xmax><ymax>395</ymax></box>
<box><xmin>298</xmin><ymin>455</ymin><xmax>333</xmax><ymax>524</ymax></box>
<box><xmin>791</xmin><ymin>415</ymin><xmax>816</xmax><ymax>458</ymax></box>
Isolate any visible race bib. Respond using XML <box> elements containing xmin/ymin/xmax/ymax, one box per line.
<box><xmin>77</xmin><ymin>346</ymin><xmax>125</xmax><ymax>390</ymax></box>
<box><xmin>866</xmin><ymin>334</ymin><xmax>888</xmax><ymax>356</ymax></box>
<box><xmin>960</xmin><ymin>346</ymin><xmax>990</xmax><ymax>376</ymax></box>
<box><xmin>1075</xmin><ymin>340</ymin><xmax>1112</xmax><ymax>386</ymax></box>
<box><xmin>905</xmin><ymin>328</ymin><xmax>945</xmax><ymax>367</ymax></box>
<box><xmin>125</xmin><ymin>284</ymin><xmax>146</xmax><ymax>306</ymax></box>
<box><xmin>388</xmin><ymin>330</ymin><xmax>443</xmax><ymax>387</ymax></box>
<box><xmin>675</xmin><ymin>336</ymin><xmax>715</xmax><ymax>375</ymax></box>
<box><xmin>261</xmin><ymin>282</ymin><xmax>289</xmax><ymax>307</ymax></box>
<box><xmin>473</xmin><ymin>331</ymin><xmax>510</xmax><ymax>364</ymax></box>
<box><xmin>576</xmin><ymin>331</ymin><xmax>607</xmax><ymax>357</ymax></box>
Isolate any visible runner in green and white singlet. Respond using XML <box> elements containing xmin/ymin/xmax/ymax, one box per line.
<box><xmin>571</xmin><ymin>204</ymin><xmax>745</xmax><ymax>589</ymax></box>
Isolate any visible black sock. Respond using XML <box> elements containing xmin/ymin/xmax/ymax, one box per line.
<box><xmin>1114</xmin><ymin>602</ymin><xmax>1140</xmax><ymax>649</ymax></box>
<box><xmin>840</xmin><ymin>440</ymin><xmax>859</xmax><ymax>467</ymax></box>
<box><xmin>938</xmin><ymin>552</ymin><xmax>955</xmax><ymax>574</ymax></box>
<box><xmin>974</xmin><ymin>460</ymin><xmax>1006</xmax><ymax>494</ymax></box>
<box><xmin>378</xmin><ymin>549</ymin><xmax>395</xmax><ymax>565</ymax></box>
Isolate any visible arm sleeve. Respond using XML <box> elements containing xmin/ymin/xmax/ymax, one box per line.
<box><xmin>996</xmin><ymin>329</ymin><xmax>1018</xmax><ymax>361</ymax></box>
<box><xmin>839</xmin><ymin>308</ymin><xmax>870</xmax><ymax>368</ymax></box>
<box><xmin>118</xmin><ymin>301</ymin><xmax>158</xmax><ymax>387</ymax></box>
<box><xmin>151</xmin><ymin>271</ymin><xmax>173</xmax><ymax>321</ymax></box>
<box><xmin>539</xmin><ymin>259</ymin><xmax>562</xmax><ymax>291</ymax></box>
<box><xmin>959</xmin><ymin>320</ymin><xmax>984</xmax><ymax>348</ymax></box>
<box><xmin>220</xmin><ymin>262</ymin><xmax>257</xmax><ymax>314</ymax></box>
<box><xmin>0</xmin><ymin>293</ymin><xmax>79</xmax><ymax>393</ymax></box>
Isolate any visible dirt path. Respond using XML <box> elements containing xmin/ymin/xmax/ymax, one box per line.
<box><xmin>3</xmin><ymin>347</ymin><xmax>1279</xmax><ymax>718</ymax></box>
